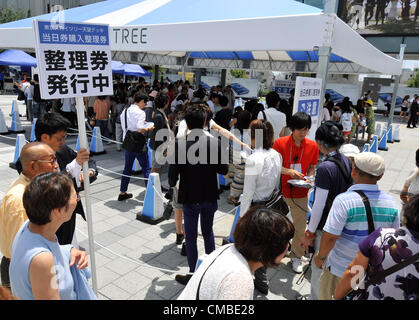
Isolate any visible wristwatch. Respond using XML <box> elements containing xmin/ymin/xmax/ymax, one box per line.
<box><xmin>305</xmin><ymin>230</ymin><xmax>315</xmax><ymax>239</ymax></box>
<box><xmin>316</xmin><ymin>253</ymin><xmax>327</xmax><ymax>261</ymax></box>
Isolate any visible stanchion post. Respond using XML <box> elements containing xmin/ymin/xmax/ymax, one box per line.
<box><xmin>75</xmin><ymin>97</ymin><xmax>98</xmax><ymax>295</ymax></box>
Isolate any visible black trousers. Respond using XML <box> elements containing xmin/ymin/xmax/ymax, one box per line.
<box><xmin>1</xmin><ymin>256</ymin><xmax>10</xmax><ymax>289</ymax></box>
<box><xmin>407</xmin><ymin>112</ymin><xmax>418</xmax><ymax>127</ymax></box>
<box><xmin>56</xmin><ymin>211</ymin><xmax>77</xmax><ymax>245</ymax></box>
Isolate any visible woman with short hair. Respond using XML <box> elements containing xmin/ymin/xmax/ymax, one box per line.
<box><xmin>9</xmin><ymin>172</ymin><xmax>94</xmax><ymax>300</ymax></box>
<box><xmin>240</xmin><ymin>119</ymin><xmax>283</xmax><ymax>294</ymax></box>
<box><xmin>178</xmin><ymin>206</ymin><xmax>294</xmax><ymax>300</ymax></box>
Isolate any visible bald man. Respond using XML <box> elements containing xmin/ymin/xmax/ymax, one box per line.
<box><xmin>0</xmin><ymin>142</ymin><xmax>58</xmax><ymax>288</ymax></box>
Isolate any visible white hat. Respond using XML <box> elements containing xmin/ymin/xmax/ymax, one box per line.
<box><xmin>354</xmin><ymin>152</ymin><xmax>385</xmax><ymax>177</ymax></box>
<box><xmin>340</xmin><ymin>144</ymin><xmax>360</xmax><ymax>158</ymax></box>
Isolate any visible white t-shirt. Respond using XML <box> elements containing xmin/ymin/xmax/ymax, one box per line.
<box><xmin>257</xmin><ymin>108</ymin><xmax>287</xmax><ymax>141</ymax></box>
<box><xmin>178</xmin><ymin>245</ymin><xmax>254</xmax><ymax>300</ymax></box>
<box><xmin>405</xmin><ymin>168</ymin><xmax>419</xmax><ymax>195</ymax></box>
<box><xmin>61</xmin><ymin>97</ymin><xmax>76</xmax><ymax>112</ymax></box>
<box><xmin>120</xmin><ymin>104</ymin><xmax>147</xmax><ymax>140</ymax></box>
<box><xmin>240</xmin><ymin>148</ymin><xmax>283</xmax><ymax>215</ymax></box>
<box><xmin>176</xmin><ymin>118</ymin><xmax>215</xmax><ymax>139</ymax></box>
<box><xmin>322</xmin><ymin>107</ymin><xmax>331</xmax><ymax>122</ymax></box>
<box><xmin>340</xmin><ymin>112</ymin><xmax>353</xmax><ymax>132</ymax></box>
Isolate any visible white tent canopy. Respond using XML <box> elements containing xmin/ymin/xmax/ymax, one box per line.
<box><xmin>0</xmin><ymin>0</ymin><xmax>402</xmax><ymax>75</ymax></box>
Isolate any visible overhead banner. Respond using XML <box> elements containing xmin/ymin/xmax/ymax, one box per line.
<box><xmin>293</xmin><ymin>76</ymin><xmax>322</xmax><ymax>141</ymax></box>
<box><xmin>33</xmin><ymin>20</ymin><xmax>113</xmax><ymax>99</ymax></box>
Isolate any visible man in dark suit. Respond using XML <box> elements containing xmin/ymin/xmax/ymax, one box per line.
<box><xmin>169</xmin><ymin>105</ymin><xmax>229</xmax><ymax>285</ymax></box>
<box><xmin>16</xmin><ymin>112</ymin><xmax>98</xmax><ymax>245</ymax></box>
<box><xmin>407</xmin><ymin>95</ymin><xmax>419</xmax><ymax>128</ymax></box>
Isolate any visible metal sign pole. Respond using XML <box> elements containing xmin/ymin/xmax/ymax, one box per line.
<box><xmin>75</xmin><ymin>96</ymin><xmax>98</xmax><ymax>295</ymax></box>
<box><xmin>388</xmin><ymin>44</ymin><xmax>406</xmax><ymax>129</ymax></box>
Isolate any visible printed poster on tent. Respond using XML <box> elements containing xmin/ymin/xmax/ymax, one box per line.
<box><xmin>33</xmin><ymin>20</ymin><xmax>113</xmax><ymax>99</ymax></box>
<box><xmin>292</xmin><ymin>76</ymin><xmax>322</xmax><ymax>141</ymax></box>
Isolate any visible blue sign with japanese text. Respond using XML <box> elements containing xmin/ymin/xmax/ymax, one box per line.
<box><xmin>38</xmin><ymin>21</ymin><xmax>109</xmax><ymax>45</ymax></box>
<box><xmin>297</xmin><ymin>99</ymin><xmax>319</xmax><ymax>117</ymax></box>
<box><xmin>34</xmin><ymin>20</ymin><xmax>113</xmax><ymax>99</ymax></box>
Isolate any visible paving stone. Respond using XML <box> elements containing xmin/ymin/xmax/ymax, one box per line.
<box><xmin>105</xmin><ymin>256</ymin><xmax>139</xmax><ymax>276</ymax></box>
<box><xmin>117</xmin><ymin>234</ymin><xmax>149</xmax><ymax>250</ymax></box>
<box><xmin>105</xmin><ymin>215</ymin><xmax>131</xmax><ymax>228</ymax></box>
<box><xmin>96</xmin><ymin>266</ymin><xmax>121</xmax><ymax>289</ymax></box>
<box><xmin>152</xmin><ymin>248</ymin><xmax>188</xmax><ymax>269</ymax></box>
<box><xmin>93</xmin><ymin>231</ymin><xmax>123</xmax><ymax>247</ymax></box>
<box><xmin>113</xmin><ymin>271</ymin><xmax>151</xmax><ymax>294</ymax></box>
<box><xmin>99</xmin><ymin>283</ymin><xmax>131</xmax><ymax>300</ymax></box>
<box><xmin>109</xmin><ymin>222</ymin><xmax>140</xmax><ymax>238</ymax></box>
<box><xmin>151</xmin><ymin>274</ymin><xmax>185</xmax><ymax>300</ymax></box>
<box><xmin>128</xmin><ymin>288</ymin><xmax>163</xmax><ymax>300</ymax></box>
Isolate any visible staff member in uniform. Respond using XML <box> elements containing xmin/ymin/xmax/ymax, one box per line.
<box><xmin>273</xmin><ymin>112</ymin><xmax>319</xmax><ymax>274</ymax></box>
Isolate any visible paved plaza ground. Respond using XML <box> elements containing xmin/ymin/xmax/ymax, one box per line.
<box><xmin>0</xmin><ymin>95</ymin><xmax>418</xmax><ymax>300</ymax></box>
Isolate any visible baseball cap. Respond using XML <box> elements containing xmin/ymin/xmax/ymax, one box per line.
<box><xmin>364</xmin><ymin>99</ymin><xmax>373</xmax><ymax>106</ymax></box>
<box><xmin>354</xmin><ymin>152</ymin><xmax>385</xmax><ymax>177</ymax></box>
<box><xmin>340</xmin><ymin>144</ymin><xmax>360</xmax><ymax>158</ymax></box>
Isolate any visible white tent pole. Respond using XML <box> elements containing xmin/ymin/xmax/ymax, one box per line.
<box><xmin>75</xmin><ymin>96</ymin><xmax>98</xmax><ymax>295</ymax></box>
<box><xmin>317</xmin><ymin>0</ymin><xmax>337</xmax><ymax>127</ymax></box>
<box><xmin>387</xmin><ymin>44</ymin><xmax>406</xmax><ymax>128</ymax></box>
<box><xmin>317</xmin><ymin>46</ymin><xmax>331</xmax><ymax>126</ymax></box>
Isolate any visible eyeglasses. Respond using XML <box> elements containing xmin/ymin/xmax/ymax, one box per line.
<box><xmin>34</xmin><ymin>156</ymin><xmax>57</xmax><ymax>165</ymax></box>
<box><xmin>53</xmin><ymin>134</ymin><xmax>67</xmax><ymax>142</ymax></box>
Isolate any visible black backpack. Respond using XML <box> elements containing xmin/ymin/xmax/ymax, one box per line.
<box><xmin>316</xmin><ymin>155</ymin><xmax>352</xmax><ymax>231</ymax></box>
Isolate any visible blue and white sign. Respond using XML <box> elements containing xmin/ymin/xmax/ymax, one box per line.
<box><xmin>293</xmin><ymin>76</ymin><xmax>322</xmax><ymax>141</ymax></box>
<box><xmin>33</xmin><ymin>20</ymin><xmax>113</xmax><ymax>99</ymax></box>
<box><xmin>273</xmin><ymin>80</ymin><xmax>295</xmax><ymax>99</ymax></box>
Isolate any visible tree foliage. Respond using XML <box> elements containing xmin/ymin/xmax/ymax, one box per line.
<box><xmin>407</xmin><ymin>68</ymin><xmax>419</xmax><ymax>88</ymax></box>
<box><xmin>0</xmin><ymin>7</ymin><xmax>27</xmax><ymax>24</ymax></box>
<box><xmin>230</xmin><ymin>69</ymin><xmax>247</xmax><ymax>78</ymax></box>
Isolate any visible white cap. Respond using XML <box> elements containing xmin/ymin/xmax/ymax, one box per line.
<box><xmin>340</xmin><ymin>144</ymin><xmax>360</xmax><ymax>158</ymax></box>
<box><xmin>354</xmin><ymin>152</ymin><xmax>385</xmax><ymax>177</ymax></box>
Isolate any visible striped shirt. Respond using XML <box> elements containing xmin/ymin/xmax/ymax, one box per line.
<box><xmin>323</xmin><ymin>184</ymin><xmax>399</xmax><ymax>278</ymax></box>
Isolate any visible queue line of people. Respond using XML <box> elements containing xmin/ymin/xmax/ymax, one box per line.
<box><xmin>0</xmin><ymin>79</ymin><xmax>418</xmax><ymax>300</ymax></box>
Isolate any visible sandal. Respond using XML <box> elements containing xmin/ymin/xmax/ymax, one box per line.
<box><xmin>227</xmin><ymin>196</ymin><xmax>239</xmax><ymax>206</ymax></box>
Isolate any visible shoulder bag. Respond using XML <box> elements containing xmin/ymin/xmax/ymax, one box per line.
<box><xmin>122</xmin><ymin>107</ymin><xmax>146</xmax><ymax>154</ymax></box>
<box><xmin>196</xmin><ymin>245</ymin><xmax>232</xmax><ymax>300</ymax></box>
<box><xmin>345</xmin><ymin>250</ymin><xmax>419</xmax><ymax>300</ymax></box>
<box><xmin>252</xmin><ymin>186</ymin><xmax>289</xmax><ymax>216</ymax></box>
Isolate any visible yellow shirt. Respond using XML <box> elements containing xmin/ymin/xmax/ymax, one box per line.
<box><xmin>0</xmin><ymin>173</ymin><xmax>30</xmax><ymax>259</ymax></box>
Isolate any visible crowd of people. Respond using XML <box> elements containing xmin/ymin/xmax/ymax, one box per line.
<box><xmin>1</xmin><ymin>76</ymin><xmax>418</xmax><ymax>301</ymax></box>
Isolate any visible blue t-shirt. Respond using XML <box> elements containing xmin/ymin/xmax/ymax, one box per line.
<box><xmin>10</xmin><ymin>220</ymin><xmax>76</xmax><ymax>300</ymax></box>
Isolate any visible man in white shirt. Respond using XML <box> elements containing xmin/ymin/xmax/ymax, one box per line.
<box><xmin>206</xmin><ymin>93</ymin><xmax>220</xmax><ymax>116</ymax></box>
<box><xmin>60</xmin><ymin>97</ymin><xmax>76</xmax><ymax>128</ymax></box>
<box><xmin>184</xmin><ymin>81</ymin><xmax>194</xmax><ymax>101</ymax></box>
<box><xmin>257</xmin><ymin>91</ymin><xmax>287</xmax><ymax>140</ymax></box>
<box><xmin>118</xmin><ymin>93</ymin><xmax>154</xmax><ymax>201</ymax></box>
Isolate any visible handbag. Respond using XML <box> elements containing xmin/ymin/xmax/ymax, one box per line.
<box><xmin>122</xmin><ymin>107</ymin><xmax>146</xmax><ymax>153</ymax></box>
<box><xmin>344</xmin><ymin>251</ymin><xmax>419</xmax><ymax>300</ymax></box>
<box><xmin>253</xmin><ymin>187</ymin><xmax>289</xmax><ymax>216</ymax></box>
